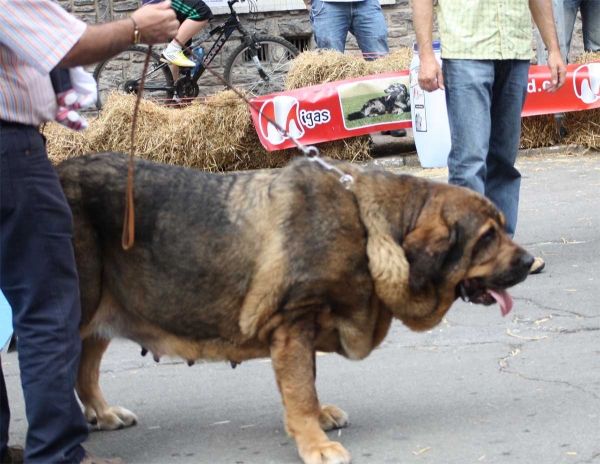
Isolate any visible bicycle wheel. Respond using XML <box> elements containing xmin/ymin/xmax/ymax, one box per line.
<box><xmin>93</xmin><ymin>46</ymin><xmax>175</xmax><ymax>109</ymax></box>
<box><xmin>223</xmin><ymin>36</ymin><xmax>299</xmax><ymax>97</ymax></box>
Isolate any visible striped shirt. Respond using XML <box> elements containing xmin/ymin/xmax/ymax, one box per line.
<box><xmin>436</xmin><ymin>0</ymin><xmax>533</xmax><ymax>60</ymax></box>
<box><xmin>0</xmin><ymin>0</ymin><xmax>87</xmax><ymax>126</ymax></box>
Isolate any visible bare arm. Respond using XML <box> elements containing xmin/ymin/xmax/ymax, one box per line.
<box><xmin>413</xmin><ymin>0</ymin><xmax>444</xmax><ymax>91</ymax></box>
<box><xmin>529</xmin><ymin>0</ymin><xmax>566</xmax><ymax>92</ymax></box>
<box><xmin>58</xmin><ymin>0</ymin><xmax>179</xmax><ymax>68</ymax></box>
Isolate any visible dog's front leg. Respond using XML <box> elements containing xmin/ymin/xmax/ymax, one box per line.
<box><xmin>270</xmin><ymin>320</ymin><xmax>350</xmax><ymax>464</ymax></box>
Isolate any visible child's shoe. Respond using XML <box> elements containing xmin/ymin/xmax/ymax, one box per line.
<box><xmin>57</xmin><ymin>89</ymin><xmax>95</xmax><ymax>110</ymax></box>
<box><xmin>55</xmin><ymin>106</ymin><xmax>89</xmax><ymax>131</ymax></box>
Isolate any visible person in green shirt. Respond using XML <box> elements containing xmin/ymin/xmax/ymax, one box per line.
<box><xmin>413</xmin><ymin>0</ymin><xmax>567</xmax><ymax>274</ymax></box>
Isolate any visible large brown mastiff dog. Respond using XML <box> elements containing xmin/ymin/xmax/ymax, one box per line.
<box><xmin>57</xmin><ymin>153</ymin><xmax>533</xmax><ymax>464</ymax></box>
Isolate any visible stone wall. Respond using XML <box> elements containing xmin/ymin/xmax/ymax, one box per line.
<box><xmin>66</xmin><ymin>0</ymin><xmax>585</xmax><ymax>95</ymax></box>
<box><xmin>62</xmin><ymin>0</ymin><xmax>586</xmax><ymax>56</ymax></box>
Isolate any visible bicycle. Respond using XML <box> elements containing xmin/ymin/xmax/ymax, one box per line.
<box><xmin>93</xmin><ymin>0</ymin><xmax>300</xmax><ymax>109</ymax></box>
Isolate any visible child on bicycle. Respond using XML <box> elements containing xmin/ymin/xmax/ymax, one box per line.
<box><xmin>142</xmin><ymin>0</ymin><xmax>214</xmax><ymax>70</ymax></box>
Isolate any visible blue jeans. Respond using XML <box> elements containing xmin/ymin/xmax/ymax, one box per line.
<box><xmin>442</xmin><ymin>60</ymin><xmax>530</xmax><ymax>238</ymax></box>
<box><xmin>564</xmin><ymin>0</ymin><xmax>600</xmax><ymax>57</ymax></box>
<box><xmin>0</xmin><ymin>123</ymin><xmax>88</xmax><ymax>463</ymax></box>
<box><xmin>309</xmin><ymin>0</ymin><xmax>389</xmax><ymax>61</ymax></box>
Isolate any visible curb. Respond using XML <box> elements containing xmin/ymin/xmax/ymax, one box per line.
<box><xmin>368</xmin><ymin>142</ymin><xmax>596</xmax><ymax>169</ymax></box>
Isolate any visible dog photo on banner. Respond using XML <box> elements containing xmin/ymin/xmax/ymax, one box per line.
<box><xmin>339</xmin><ymin>76</ymin><xmax>411</xmax><ymax>129</ymax></box>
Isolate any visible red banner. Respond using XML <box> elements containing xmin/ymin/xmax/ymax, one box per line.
<box><xmin>249</xmin><ymin>62</ymin><xmax>600</xmax><ymax>152</ymax></box>
<box><xmin>523</xmin><ymin>62</ymin><xmax>600</xmax><ymax>116</ymax></box>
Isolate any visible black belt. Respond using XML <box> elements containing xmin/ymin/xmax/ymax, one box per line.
<box><xmin>0</xmin><ymin>119</ymin><xmax>38</xmax><ymax>130</ymax></box>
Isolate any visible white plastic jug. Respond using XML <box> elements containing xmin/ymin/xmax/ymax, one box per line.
<box><xmin>409</xmin><ymin>42</ymin><xmax>451</xmax><ymax>168</ymax></box>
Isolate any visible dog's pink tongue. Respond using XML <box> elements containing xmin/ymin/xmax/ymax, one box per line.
<box><xmin>488</xmin><ymin>289</ymin><xmax>514</xmax><ymax>316</ymax></box>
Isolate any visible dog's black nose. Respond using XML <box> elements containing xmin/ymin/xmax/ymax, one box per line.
<box><xmin>520</xmin><ymin>252</ymin><xmax>535</xmax><ymax>271</ymax></box>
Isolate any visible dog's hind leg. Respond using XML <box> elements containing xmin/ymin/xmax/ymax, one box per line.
<box><xmin>76</xmin><ymin>335</ymin><xmax>138</xmax><ymax>430</ymax></box>
<box><xmin>270</xmin><ymin>319</ymin><xmax>350</xmax><ymax>464</ymax></box>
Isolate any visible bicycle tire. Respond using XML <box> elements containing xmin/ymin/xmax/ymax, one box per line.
<box><xmin>93</xmin><ymin>46</ymin><xmax>175</xmax><ymax>110</ymax></box>
<box><xmin>223</xmin><ymin>36</ymin><xmax>299</xmax><ymax>97</ymax></box>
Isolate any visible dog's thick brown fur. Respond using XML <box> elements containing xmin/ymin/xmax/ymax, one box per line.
<box><xmin>57</xmin><ymin>153</ymin><xmax>533</xmax><ymax>464</ymax></box>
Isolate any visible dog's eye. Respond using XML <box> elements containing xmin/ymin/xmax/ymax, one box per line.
<box><xmin>473</xmin><ymin>228</ymin><xmax>497</xmax><ymax>256</ymax></box>
<box><xmin>481</xmin><ymin>228</ymin><xmax>496</xmax><ymax>243</ymax></box>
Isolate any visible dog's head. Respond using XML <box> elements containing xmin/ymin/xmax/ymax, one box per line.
<box><xmin>385</xmin><ymin>83</ymin><xmax>408</xmax><ymax>98</ymax></box>
<box><xmin>353</xmin><ymin>172</ymin><xmax>533</xmax><ymax>332</ymax></box>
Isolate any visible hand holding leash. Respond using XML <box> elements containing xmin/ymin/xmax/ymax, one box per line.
<box><xmin>131</xmin><ymin>0</ymin><xmax>179</xmax><ymax>44</ymax></box>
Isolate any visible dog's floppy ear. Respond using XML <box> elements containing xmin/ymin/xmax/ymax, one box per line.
<box><xmin>402</xmin><ymin>218</ymin><xmax>459</xmax><ymax>293</ymax></box>
<box><xmin>351</xmin><ymin>182</ymin><xmax>411</xmax><ymax>310</ymax></box>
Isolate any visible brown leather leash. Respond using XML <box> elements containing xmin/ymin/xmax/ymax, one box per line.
<box><xmin>122</xmin><ymin>46</ymin><xmax>152</xmax><ymax>250</ymax></box>
<box><xmin>122</xmin><ymin>40</ymin><xmax>352</xmax><ymax>250</ymax></box>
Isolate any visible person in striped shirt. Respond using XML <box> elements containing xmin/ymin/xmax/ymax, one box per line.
<box><xmin>413</xmin><ymin>0</ymin><xmax>566</xmax><ymax>275</ymax></box>
<box><xmin>0</xmin><ymin>1</ymin><xmax>178</xmax><ymax>463</ymax></box>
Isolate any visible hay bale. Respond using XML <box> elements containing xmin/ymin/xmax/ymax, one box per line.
<box><xmin>44</xmin><ymin>121</ymin><xmax>92</xmax><ymax>165</ymax></box>
<box><xmin>520</xmin><ymin>51</ymin><xmax>600</xmax><ymax>150</ymax></box>
<box><xmin>367</xmin><ymin>48</ymin><xmax>414</xmax><ymax>75</ymax></box>
<box><xmin>286</xmin><ymin>48</ymin><xmax>413</xmax><ymax>90</ymax></box>
<box><xmin>286</xmin><ymin>50</ymin><xmax>371</xmax><ymax>89</ymax></box>
<box><xmin>520</xmin><ymin>114</ymin><xmax>560</xmax><ymax>150</ymax></box>
<box><xmin>575</xmin><ymin>50</ymin><xmax>600</xmax><ymax>64</ymax></box>
<box><xmin>46</xmin><ymin>91</ymin><xmax>293</xmax><ymax>172</ymax></box>
<box><xmin>47</xmin><ymin>50</ymin><xmax>415</xmax><ymax>171</ymax></box>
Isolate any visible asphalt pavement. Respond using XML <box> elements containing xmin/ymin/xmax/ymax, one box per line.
<box><xmin>2</xmin><ymin>150</ymin><xmax>599</xmax><ymax>464</ymax></box>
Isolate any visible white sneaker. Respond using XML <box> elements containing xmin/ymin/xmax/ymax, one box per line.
<box><xmin>160</xmin><ymin>49</ymin><xmax>195</xmax><ymax>67</ymax></box>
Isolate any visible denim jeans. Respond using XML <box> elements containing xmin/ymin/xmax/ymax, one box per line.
<box><xmin>564</xmin><ymin>0</ymin><xmax>600</xmax><ymax>57</ymax></box>
<box><xmin>0</xmin><ymin>123</ymin><xmax>88</xmax><ymax>463</ymax></box>
<box><xmin>309</xmin><ymin>0</ymin><xmax>389</xmax><ymax>61</ymax></box>
<box><xmin>442</xmin><ymin>59</ymin><xmax>530</xmax><ymax>238</ymax></box>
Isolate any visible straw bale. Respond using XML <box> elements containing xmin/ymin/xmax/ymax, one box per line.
<box><xmin>286</xmin><ymin>50</ymin><xmax>371</xmax><ymax>89</ymax></box>
<box><xmin>46</xmin><ymin>49</ymin><xmax>411</xmax><ymax>171</ymax></box>
<box><xmin>47</xmin><ymin>91</ymin><xmax>270</xmax><ymax>172</ymax></box>
<box><xmin>575</xmin><ymin>51</ymin><xmax>600</xmax><ymax>65</ymax></box>
<box><xmin>367</xmin><ymin>48</ymin><xmax>414</xmax><ymax>75</ymax></box>
<box><xmin>520</xmin><ymin>114</ymin><xmax>560</xmax><ymax>150</ymax></box>
<box><xmin>520</xmin><ymin>51</ymin><xmax>600</xmax><ymax>150</ymax></box>
<box><xmin>286</xmin><ymin>48</ymin><xmax>413</xmax><ymax>90</ymax></box>
<box><xmin>562</xmin><ymin>109</ymin><xmax>600</xmax><ymax>150</ymax></box>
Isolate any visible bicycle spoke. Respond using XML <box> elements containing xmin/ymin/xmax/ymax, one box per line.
<box><xmin>224</xmin><ymin>36</ymin><xmax>299</xmax><ymax>97</ymax></box>
<box><xmin>93</xmin><ymin>47</ymin><xmax>174</xmax><ymax>109</ymax></box>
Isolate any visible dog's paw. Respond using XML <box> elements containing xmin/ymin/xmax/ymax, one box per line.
<box><xmin>89</xmin><ymin>407</ymin><xmax>138</xmax><ymax>430</ymax></box>
<box><xmin>300</xmin><ymin>441</ymin><xmax>351</xmax><ymax>464</ymax></box>
<box><xmin>319</xmin><ymin>405</ymin><xmax>349</xmax><ymax>431</ymax></box>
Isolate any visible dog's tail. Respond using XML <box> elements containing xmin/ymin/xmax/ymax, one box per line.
<box><xmin>347</xmin><ymin>112</ymin><xmax>364</xmax><ymax>121</ymax></box>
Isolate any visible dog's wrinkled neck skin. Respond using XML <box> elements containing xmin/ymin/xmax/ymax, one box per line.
<box><xmin>351</xmin><ymin>172</ymin><xmax>446</xmax><ymax>330</ymax></box>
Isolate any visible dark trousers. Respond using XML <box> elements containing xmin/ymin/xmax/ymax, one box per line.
<box><xmin>49</xmin><ymin>68</ymin><xmax>73</xmax><ymax>95</ymax></box>
<box><xmin>0</xmin><ymin>123</ymin><xmax>88</xmax><ymax>463</ymax></box>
